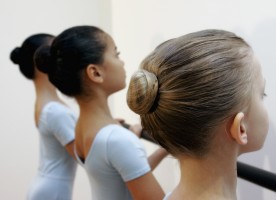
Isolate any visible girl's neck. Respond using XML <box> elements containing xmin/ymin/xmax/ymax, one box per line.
<box><xmin>172</xmin><ymin>151</ymin><xmax>238</xmax><ymax>200</ymax></box>
<box><xmin>75</xmin><ymin>95</ymin><xmax>118</xmax><ymax>159</ymax></box>
<box><xmin>33</xmin><ymin>73</ymin><xmax>62</xmax><ymax>127</ymax></box>
<box><xmin>77</xmin><ymin>95</ymin><xmax>113</xmax><ymax>121</ymax></box>
<box><xmin>33</xmin><ymin>72</ymin><xmax>60</xmax><ymax>104</ymax></box>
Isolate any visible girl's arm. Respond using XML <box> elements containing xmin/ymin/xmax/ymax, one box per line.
<box><xmin>126</xmin><ymin>172</ymin><xmax>165</xmax><ymax>200</ymax></box>
<box><xmin>65</xmin><ymin>140</ymin><xmax>76</xmax><ymax>160</ymax></box>
<box><xmin>148</xmin><ymin>148</ymin><xmax>168</xmax><ymax>170</ymax></box>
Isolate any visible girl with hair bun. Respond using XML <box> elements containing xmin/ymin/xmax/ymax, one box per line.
<box><xmin>127</xmin><ymin>29</ymin><xmax>269</xmax><ymax>200</ymax></box>
<box><xmin>36</xmin><ymin>25</ymin><xmax>168</xmax><ymax>200</ymax></box>
<box><xmin>10</xmin><ymin>34</ymin><xmax>77</xmax><ymax>200</ymax></box>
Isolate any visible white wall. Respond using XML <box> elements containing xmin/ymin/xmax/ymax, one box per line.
<box><xmin>110</xmin><ymin>0</ymin><xmax>276</xmax><ymax>199</ymax></box>
<box><xmin>0</xmin><ymin>0</ymin><xmax>111</xmax><ymax>199</ymax></box>
<box><xmin>1</xmin><ymin>0</ymin><xmax>276</xmax><ymax>199</ymax></box>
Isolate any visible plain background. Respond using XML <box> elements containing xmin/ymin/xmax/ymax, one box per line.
<box><xmin>0</xmin><ymin>0</ymin><xmax>275</xmax><ymax>199</ymax></box>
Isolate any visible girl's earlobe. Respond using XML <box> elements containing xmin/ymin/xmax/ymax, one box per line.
<box><xmin>230</xmin><ymin>112</ymin><xmax>248</xmax><ymax>145</ymax></box>
<box><xmin>86</xmin><ymin>64</ymin><xmax>103</xmax><ymax>83</ymax></box>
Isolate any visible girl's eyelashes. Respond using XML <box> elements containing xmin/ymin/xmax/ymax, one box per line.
<box><xmin>262</xmin><ymin>80</ymin><xmax>267</xmax><ymax>99</ymax></box>
<box><xmin>116</xmin><ymin>51</ymin><xmax>121</xmax><ymax>57</ymax></box>
<box><xmin>262</xmin><ymin>92</ymin><xmax>267</xmax><ymax>99</ymax></box>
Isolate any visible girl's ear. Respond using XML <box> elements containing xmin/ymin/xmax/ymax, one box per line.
<box><xmin>86</xmin><ymin>64</ymin><xmax>103</xmax><ymax>83</ymax></box>
<box><xmin>229</xmin><ymin>112</ymin><xmax>248</xmax><ymax>145</ymax></box>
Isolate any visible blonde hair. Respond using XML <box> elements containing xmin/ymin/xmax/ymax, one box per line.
<box><xmin>127</xmin><ymin>29</ymin><xmax>254</xmax><ymax>157</ymax></box>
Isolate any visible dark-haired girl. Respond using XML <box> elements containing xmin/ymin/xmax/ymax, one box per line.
<box><xmin>35</xmin><ymin>26</ymin><xmax>167</xmax><ymax>200</ymax></box>
<box><xmin>10</xmin><ymin>34</ymin><xmax>77</xmax><ymax>200</ymax></box>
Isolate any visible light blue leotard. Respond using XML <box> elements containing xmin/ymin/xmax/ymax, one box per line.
<box><xmin>27</xmin><ymin>102</ymin><xmax>77</xmax><ymax>200</ymax></box>
<box><xmin>75</xmin><ymin>124</ymin><xmax>151</xmax><ymax>200</ymax></box>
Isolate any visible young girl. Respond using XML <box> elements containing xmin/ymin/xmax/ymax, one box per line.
<box><xmin>127</xmin><ymin>29</ymin><xmax>269</xmax><ymax>200</ymax></box>
<box><xmin>36</xmin><ymin>26</ymin><xmax>167</xmax><ymax>200</ymax></box>
<box><xmin>10</xmin><ymin>34</ymin><xmax>77</xmax><ymax>200</ymax></box>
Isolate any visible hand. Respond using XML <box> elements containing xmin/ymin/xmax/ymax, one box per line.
<box><xmin>129</xmin><ymin>124</ymin><xmax>143</xmax><ymax>138</ymax></box>
<box><xmin>115</xmin><ymin>118</ymin><xmax>130</xmax><ymax>129</ymax></box>
<box><xmin>115</xmin><ymin>118</ymin><xmax>142</xmax><ymax>137</ymax></box>
<box><xmin>115</xmin><ymin>118</ymin><xmax>125</xmax><ymax>125</ymax></box>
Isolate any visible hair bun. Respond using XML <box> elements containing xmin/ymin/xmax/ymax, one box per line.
<box><xmin>34</xmin><ymin>45</ymin><xmax>54</xmax><ymax>74</ymax></box>
<box><xmin>10</xmin><ymin>47</ymin><xmax>21</xmax><ymax>64</ymax></box>
<box><xmin>127</xmin><ymin>69</ymin><xmax>159</xmax><ymax>114</ymax></box>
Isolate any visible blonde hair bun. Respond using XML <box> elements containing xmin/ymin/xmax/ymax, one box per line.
<box><xmin>127</xmin><ymin>69</ymin><xmax>159</xmax><ymax>114</ymax></box>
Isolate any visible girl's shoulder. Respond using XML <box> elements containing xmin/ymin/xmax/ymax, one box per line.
<box><xmin>95</xmin><ymin>124</ymin><xmax>141</xmax><ymax>148</ymax></box>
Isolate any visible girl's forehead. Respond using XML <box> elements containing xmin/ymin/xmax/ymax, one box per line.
<box><xmin>105</xmin><ymin>35</ymin><xmax>116</xmax><ymax>48</ymax></box>
<box><xmin>251</xmin><ymin>55</ymin><xmax>265</xmax><ymax>89</ymax></box>
<box><xmin>252</xmin><ymin>55</ymin><xmax>262</xmax><ymax>77</ymax></box>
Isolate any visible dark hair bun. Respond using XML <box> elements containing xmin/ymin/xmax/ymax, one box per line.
<box><xmin>10</xmin><ymin>47</ymin><xmax>21</xmax><ymax>64</ymax></box>
<box><xmin>34</xmin><ymin>45</ymin><xmax>54</xmax><ymax>74</ymax></box>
